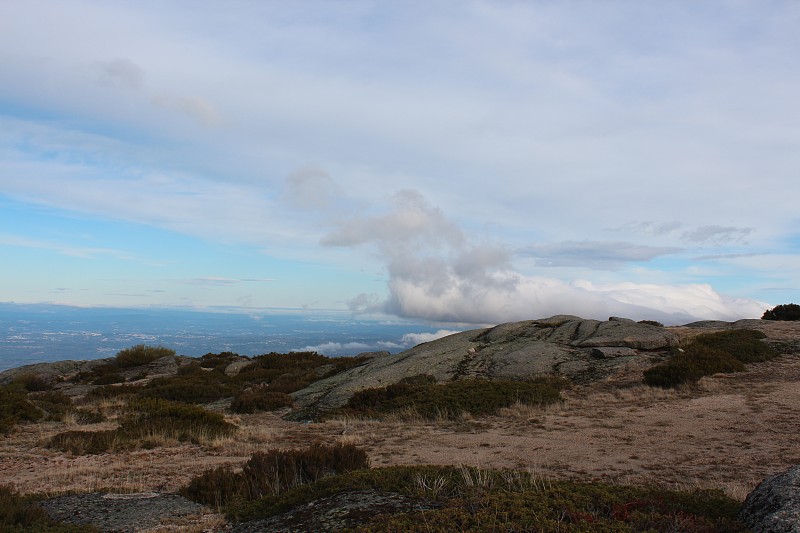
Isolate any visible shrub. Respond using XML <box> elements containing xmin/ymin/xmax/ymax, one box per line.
<box><xmin>643</xmin><ymin>346</ymin><xmax>744</xmax><ymax>388</ymax></box>
<box><xmin>28</xmin><ymin>390</ymin><xmax>73</xmax><ymax>421</ymax></box>
<box><xmin>690</xmin><ymin>329</ymin><xmax>776</xmax><ymax>363</ymax></box>
<box><xmin>49</xmin><ymin>398</ymin><xmax>236</xmax><ymax>454</ymax></box>
<box><xmin>200</xmin><ymin>351</ymin><xmax>241</xmax><ymax>370</ymax></box>
<box><xmin>114</xmin><ymin>344</ymin><xmax>175</xmax><ymax>368</ymax></box>
<box><xmin>762</xmin><ymin>303</ymin><xmax>800</xmax><ymax>321</ymax></box>
<box><xmin>338</xmin><ymin>378</ymin><xmax>564</xmax><ymax>420</ymax></box>
<box><xmin>181</xmin><ymin>443</ymin><xmax>369</xmax><ymax>507</ymax></box>
<box><xmin>231</xmin><ymin>387</ymin><xmax>294</xmax><ymax>414</ymax></box>
<box><xmin>0</xmin><ymin>386</ymin><xmax>43</xmax><ymax>435</ymax></box>
<box><xmin>643</xmin><ymin>329</ymin><xmax>778</xmax><ymax>388</ymax></box>
<box><xmin>638</xmin><ymin>320</ymin><xmax>665</xmax><ymax>327</ymax></box>
<box><xmin>140</xmin><ymin>370</ymin><xmax>233</xmax><ymax>404</ymax></box>
<box><xmin>221</xmin><ymin>465</ymin><xmax>746</xmax><ymax>531</ymax></box>
<box><xmin>11</xmin><ymin>373</ymin><xmax>51</xmax><ymax>392</ymax></box>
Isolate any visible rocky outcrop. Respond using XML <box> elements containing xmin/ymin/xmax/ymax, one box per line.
<box><xmin>290</xmin><ymin>316</ymin><xmax>679</xmax><ymax>416</ymax></box>
<box><xmin>740</xmin><ymin>465</ymin><xmax>800</xmax><ymax>532</ymax></box>
<box><xmin>39</xmin><ymin>492</ymin><xmax>207</xmax><ymax>533</ymax></box>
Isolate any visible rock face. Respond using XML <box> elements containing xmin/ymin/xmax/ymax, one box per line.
<box><xmin>740</xmin><ymin>465</ymin><xmax>800</xmax><ymax>532</ymax></box>
<box><xmin>290</xmin><ymin>315</ymin><xmax>679</xmax><ymax>416</ymax></box>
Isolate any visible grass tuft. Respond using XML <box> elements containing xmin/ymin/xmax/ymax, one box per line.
<box><xmin>114</xmin><ymin>344</ymin><xmax>175</xmax><ymax>368</ymax></box>
<box><xmin>181</xmin><ymin>442</ymin><xmax>369</xmax><ymax>507</ymax></box>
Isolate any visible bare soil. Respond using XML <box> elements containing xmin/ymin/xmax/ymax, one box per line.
<box><xmin>2</xmin><ymin>324</ymin><xmax>799</xmax><ymax>531</ymax></box>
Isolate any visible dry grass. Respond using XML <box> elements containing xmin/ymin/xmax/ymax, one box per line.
<box><xmin>2</xmin><ymin>345</ymin><xmax>800</xmax><ymax>517</ymax></box>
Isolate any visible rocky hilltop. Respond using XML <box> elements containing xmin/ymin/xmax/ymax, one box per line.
<box><xmin>290</xmin><ymin>315</ymin><xmax>679</xmax><ymax>415</ymax></box>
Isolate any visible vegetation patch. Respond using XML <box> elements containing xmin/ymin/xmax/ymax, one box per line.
<box><xmin>114</xmin><ymin>344</ymin><xmax>175</xmax><ymax>368</ymax></box>
<box><xmin>48</xmin><ymin>398</ymin><xmax>236</xmax><ymax>454</ymax></box>
<box><xmin>219</xmin><ymin>465</ymin><xmax>745</xmax><ymax>532</ymax></box>
<box><xmin>181</xmin><ymin>443</ymin><xmax>369</xmax><ymax>507</ymax></box>
<box><xmin>0</xmin><ymin>385</ymin><xmax>43</xmax><ymax>435</ymax></box>
<box><xmin>333</xmin><ymin>377</ymin><xmax>565</xmax><ymax>420</ymax></box>
<box><xmin>0</xmin><ymin>485</ymin><xmax>97</xmax><ymax>532</ymax></box>
<box><xmin>231</xmin><ymin>386</ymin><xmax>294</xmax><ymax>413</ymax></box>
<box><xmin>762</xmin><ymin>303</ymin><xmax>800</xmax><ymax>321</ymax></box>
<box><xmin>644</xmin><ymin>330</ymin><xmax>778</xmax><ymax>388</ymax></box>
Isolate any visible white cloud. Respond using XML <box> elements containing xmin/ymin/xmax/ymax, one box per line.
<box><xmin>401</xmin><ymin>330</ymin><xmax>462</xmax><ymax>346</ymax></box>
<box><xmin>324</xmin><ymin>190</ymin><xmax>769</xmax><ymax>325</ymax></box>
<box><xmin>294</xmin><ymin>341</ymin><xmax>370</xmax><ymax>355</ymax></box>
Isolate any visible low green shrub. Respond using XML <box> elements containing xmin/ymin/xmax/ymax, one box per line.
<box><xmin>11</xmin><ymin>373</ymin><xmax>51</xmax><ymax>392</ymax></box>
<box><xmin>0</xmin><ymin>485</ymin><xmax>98</xmax><ymax>532</ymax></box>
<box><xmin>49</xmin><ymin>398</ymin><xmax>236</xmax><ymax>454</ymax></box>
<box><xmin>181</xmin><ymin>443</ymin><xmax>369</xmax><ymax>507</ymax></box>
<box><xmin>114</xmin><ymin>345</ymin><xmax>175</xmax><ymax>368</ymax></box>
<box><xmin>140</xmin><ymin>369</ymin><xmax>233</xmax><ymax>404</ymax></box>
<box><xmin>200</xmin><ymin>351</ymin><xmax>241</xmax><ymax>370</ymax></box>
<box><xmin>0</xmin><ymin>386</ymin><xmax>43</xmax><ymax>435</ymax></box>
<box><xmin>28</xmin><ymin>390</ymin><xmax>73</xmax><ymax>421</ymax></box>
<box><xmin>690</xmin><ymin>330</ymin><xmax>777</xmax><ymax>363</ymax></box>
<box><xmin>222</xmin><ymin>465</ymin><xmax>745</xmax><ymax>531</ymax></box>
<box><xmin>337</xmin><ymin>378</ymin><xmax>565</xmax><ymax>420</ymax></box>
<box><xmin>762</xmin><ymin>303</ymin><xmax>800</xmax><ymax>321</ymax></box>
<box><xmin>644</xmin><ymin>329</ymin><xmax>777</xmax><ymax>388</ymax></box>
<box><xmin>644</xmin><ymin>346</ymin><xmax>744</xmax><ymax>389</ymax></box>
<box><xmin>638</xmin><ymin>320</ymin><xmax>665</xmax><ymax>327</ymax></box>
<box><xmin>231</xmin><ymin>387</ymin><xmax>294</xmax><ymax>413</ymax></box>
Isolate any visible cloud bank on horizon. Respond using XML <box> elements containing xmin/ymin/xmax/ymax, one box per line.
<box><xmin>1</xmin><ymin>1</ymin><xmax>799</xmax><ymax>326</ymax></box>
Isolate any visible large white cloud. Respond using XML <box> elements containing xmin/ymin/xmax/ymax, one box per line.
<box><xmin>324</xmin><ymin>190</ymin><xmax>768</xmax><ymax>325</ymax></box>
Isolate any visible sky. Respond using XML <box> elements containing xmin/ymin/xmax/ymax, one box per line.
<box><xmin>1</xmin><ymin>0</ymin><xmax>799</xmax><ymax>326</ymax></box>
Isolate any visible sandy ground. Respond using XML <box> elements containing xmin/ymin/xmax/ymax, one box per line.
<box><xmin>3</xmin><ymin>354</ymin><xmax>799</xmax><ymax>501</ymax></box>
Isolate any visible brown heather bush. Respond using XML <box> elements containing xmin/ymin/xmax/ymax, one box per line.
<box><xmin>181</xmin><ymin>443</ymin><xmax>369</xmax><ymax>507</ymax></box>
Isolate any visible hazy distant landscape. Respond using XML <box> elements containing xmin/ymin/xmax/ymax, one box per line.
<box><xmin>0</xmin><ymin>303</ymin><xmax>445</xmax><ymax>372</ymax></box>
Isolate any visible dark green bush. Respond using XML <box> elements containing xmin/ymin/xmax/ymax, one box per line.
<box><xmin>644</xmin><ymin>329</ymin><xmax>778</xmax><ymax>388</ymax></box>
<box><xmin>0</xmin><ymin>386</ymin><xmax>43</xmax><ymax>435</ymax></box>
<box><xmin>638</xmin><ymin>320</ymin><xmax>665</xmax><ymax>327</ymax></box>
<box><xmin>0</xmin><ymin>485</ymin><xmax>98</xmax><ymax>532</ymax></box>
<box><xmin>182</xmin><ymin>443</ymin><xmax>369</xmax><ymax>507</ymax></box>
<box><xmin>691</xmin><ymin>329</ymin><xmax>776</xmax><ymax>363</ymax></box>
<box><xmin>11</xmin><ymin>373</ymin><xmax>51</xmax><ymax>392</ymax></box>
<box><xmin>200</xmin><ymin>351</ymin><xmax>241</xmax><ymax>370</ymax></box>
<box><xmin>114</xmin><ymin>345</ymin><xmax>175</xmax><ymax>368</ymax></box>
<box><xmin>140</xmin><ymin>369</ymin><xmax>233</xmax><ymax>404</ymax></box>
<box><xmin>338</xmin><ymin>378</ymin><xmax>564</xmax><ymax>420</ymax></box>
<box><xmin>231</xmin><ymin>387</ymin><xmax>294</xmax><ymax>413</ymax></box>
<box><xmin>762</xmin><ymin>303</ymin><xmax>800</xmax><ymax>321</ymax></box>
<box><xmin>644</xmin><ymin>346</ymin><xmax>744</xmax><ymax>388</ymax></box>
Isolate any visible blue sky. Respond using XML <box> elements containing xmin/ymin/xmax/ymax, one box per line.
<box><xmin>1</xmin><ymin>0</ymin><xmax>799</xmax><ymax>325</ymax></box>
